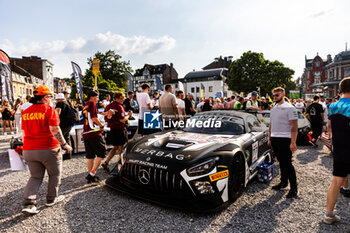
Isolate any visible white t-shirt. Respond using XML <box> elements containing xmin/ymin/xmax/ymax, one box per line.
<box><xmin>270</xmin><ymin>102</ymin><xmax>298</xmax><ymax>138</ymax></box>
<box><xmin>320</xmin><ymin>101</ymin><xmax>328</xmax><ymax>122</ymax></box>
<box><xmin>102</xmin><ymin>99</ymin><xmax>110</xmax><ymax>107</ymax></box>
<box><xmin>21</xmin><ymin>102</ymin><xmax>32</xmax><ymax>112</ymax></box>
<box><xmin>196</xmin><ymin>101</ymin><xmax>204</xmax><ymax>112</ymax></box>
<box><xmin>177</xmin><ymin>98</ymin><xmax>185</xmax><ymax>119</ymax></box>
<box><xmin>136</xmin><ymin>92</ymin><xmax>151</xmax><ymax>120</ymax></box>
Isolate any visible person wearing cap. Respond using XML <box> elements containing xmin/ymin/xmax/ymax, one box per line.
<box><xmin>82</xmin><ymin>90</ymin><xmax>107</xmax><ymax>183</ymax></box>
<box><xmin>246</xmin><ymin>91</ymin><xmax>261</xmax><ymax>111</ymax></box>
<box><xmin>21</xmin><ymin>85</ymin><xmax>72</xmax><ymax>215</ymax></box>
<box><xmin>55</xmin><ymin>93</ymin><xmax>74</xmax><ymax>160</ymax></box>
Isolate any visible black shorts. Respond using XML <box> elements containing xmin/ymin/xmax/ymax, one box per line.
<box><xmin>333</xmin><ymin>159</ymin><xmax>350</xmax><ymax>177</ymax></box>
<box><xmin>106</xmin><ymin>129</ymin><xmax>127</xmax><ymax>146</ymax></box>
<box><xmin>84</xmin><ymin>136</ymin><xmax>106</xmax><ymax>159</ymax></box>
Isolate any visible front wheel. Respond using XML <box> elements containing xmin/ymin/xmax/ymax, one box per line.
<box><xmin>228</xmin><ymin>153</ymin><xmax>245</xmax><ymax>200</ymax></box>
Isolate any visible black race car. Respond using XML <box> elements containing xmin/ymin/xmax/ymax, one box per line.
<box><xmin>106</xmin><ymin>110</ymin><xmax>273</xmax><ymax>212</ymax></box>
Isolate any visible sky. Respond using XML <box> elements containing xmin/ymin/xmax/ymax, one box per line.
<box><xmin>1</xmin><ymin>0</ymin><xmax>350</xmax><ymax>81</ymax></box>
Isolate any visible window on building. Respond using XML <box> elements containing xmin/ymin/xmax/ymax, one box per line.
<box><xmin>315</xmin><ymin>61</ymin><xmax>320</xmax><ymax>67</ymax></box>
<box><xmin>314</xmin><ymin>72</ymin><xmax>321</xmax><ymax>84</ymax></box>
<box><xmin>209</xmin><ymin>86</ymin><xmax>213</xmax><ymax>92</ymax></box>
<box><xmin>191</xmin><ymin>87</ymin><xmax>195</xmax><ymax>93</ymax></box>
<box><xmin>196</xmin><ymin>87</ymin><xmax>200</xmax><ymax>93</ymax></box>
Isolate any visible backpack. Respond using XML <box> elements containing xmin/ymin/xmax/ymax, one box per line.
<box><xmin>65</xmin><ymin>103</ymin><xmax>80</xmax><ymax>124</ymax></box>
<box><xmin>242</xmin><ymin>100</ymin><xmax>252</xmax><ymax>110</ymax></box>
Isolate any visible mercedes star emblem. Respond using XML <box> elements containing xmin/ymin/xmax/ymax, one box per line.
<box><xmin>146</xmin><ymin>157</ymin><xmax>151</xmax><ymax>161</ymax></box>
<box><xmin>138</xmin><ymin>169</ymin><xmax>150</xmax><ymax>185</ymax></box>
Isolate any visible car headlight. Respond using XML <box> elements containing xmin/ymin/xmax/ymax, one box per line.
<box><xmin>187</xmin><ymin>158</ymin><xmax>217</xmax><ymax>176</ymax></box>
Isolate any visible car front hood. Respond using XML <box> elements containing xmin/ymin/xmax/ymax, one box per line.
<box><xmin>126</xmin><ymin>131</ymin><xmax>242</xmax><ymax>172</ymax></box>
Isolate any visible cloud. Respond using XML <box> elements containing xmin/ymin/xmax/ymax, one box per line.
<box><xmin>309</xmin><ymin>10</ymin><xmax>333</xmax><ymax>18</ymax></box>
<box><xmin>0</xmin><ymin>32</ymin><xmax>176</xmax><ymax>56</ymax></box>
<box><xmin>0</xmin><ymin>32</ymin><xmax>176</xmax><ymax>77</ymax></box>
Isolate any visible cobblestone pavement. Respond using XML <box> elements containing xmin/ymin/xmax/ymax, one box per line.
<box><xmin>0</xmin><ymin>137</ymin><xmax>349</xmax><ymax>233</ymax></box>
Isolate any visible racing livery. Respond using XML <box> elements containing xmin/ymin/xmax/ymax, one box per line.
<box><xmin>106</xmin><ymin>111</ymin><xmax>272</xmax><ymax>212</ymax></box>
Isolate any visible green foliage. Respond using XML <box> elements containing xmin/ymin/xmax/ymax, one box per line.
<box><xmin>226</xmin><ymin>51</ymin><xmax>295</xmax><ymax>96</ymax></box>
<box><xmin>86</xmin><ymin>50</ymin><xmax>133</xmax><ymax>90</ymax></box>
<box><xmin>83</xmin><ymin>70</ymin><xmax>124</xmax><ymax>98</ymax></box>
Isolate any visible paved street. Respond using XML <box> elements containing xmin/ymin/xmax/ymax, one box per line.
<box><xmin>1</xmin><ymin>137</ymin><xmax>349</xmax><ymax>233</ymax></box>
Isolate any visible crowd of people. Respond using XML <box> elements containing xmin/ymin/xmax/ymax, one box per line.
<box><xmin>4</xmin><ymin>77</ymin><xmax>349</xmax><ymax>226</ymax></box>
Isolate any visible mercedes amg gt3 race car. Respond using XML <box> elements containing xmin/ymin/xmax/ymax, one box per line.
<box><xmin>106</xmin><ymin>110</ymin><xmax>273</xmax><ymax>212</ymax></box>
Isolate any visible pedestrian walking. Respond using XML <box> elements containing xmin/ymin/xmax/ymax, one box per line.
<box><xmin>212</xmin><ymin>98</ymin><xmax>224</xmax><ymax>109</ymax></box>
<box><xmin>306</xmin><ymin>95</ymin><xmax>324</xmax><ymax>147</ymax></box>
<box><xmin>184</xmin><ymin>93</ymin><xmax>196</xmax><ymax>116</ymax></box>
<box><xmin>176</xmin><ymin>90</ymin><xmax>186</xmax><ymax>121</ymax></box>
<box><xmin>123</xmin><ymin>91</ymin><xmax>136</xmax><ymax>112</ymax></box>
<box><xmin>102</xmin><ymin>91</ymin><xmax>132</xmax><ymax>172</ymax></box>
<box><xmin>82</xmin><ymin>90</ymin><xmax>106</xmax><ymax>183</ymax></box>
<box><xmin>21</xmin><ymin>95</ymin><xmax>32</xmax><ymax>112</ymax></box>
<box><xmin>268</xmin><ymin>87</ymin><xmax>298</xmax><ymax>198</ymax></box>
<box><xmin>21</xmin><ymin>85</ymin><xmax>72</xmax><ymax>215</ymax></box>
<box><xmin>55</xmin><ymin>93</ymin><xmax>75</xmax><ymax>160</ymax></box>
<box><xmin>159</xmin><ymin>84</ymin><xmax>178</xmax><ymax>126</ymax></box>
<box><xmin>294</xmin><ymin>99</ymin><xmax>305</xmax><ymax>113</ymax></box>
<box><xmin>136</xmin><ymin>83</ymin><xmax>153</xmax><ymax>136</ymax></box>
<box><xmin>202</xmin><ymin>99</ymin><xmax>212</xmax><ymax>112</ymax></box>
<box><xmin>324</xmin><ymin>77</ymin><xmax>350</xmax><ymax>224</ymax></box>
<box><xmin>13</xmin><ymin>98</ymin><xmax>23</xmax><ymax>136</ymax></box>
<box><xmin>234</xmin><ymin>97</ymin><xmax>244</xmax><ymax>110</ymax></box>
<box><xmin>246</xmin><ymin>91</ymin><xmax>261</xmax><ymax>111</ymax></box>
<box><xmin>1</xmin><ymin>99</ymin><xmax>14</xmax><ymax>135</ymax></box>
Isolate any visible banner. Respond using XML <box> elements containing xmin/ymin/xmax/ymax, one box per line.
<box><xmin>71</xmin><ymin>62</ymin><xmax>84</xmax><ymax>106</ymax></box>
<box><xmin>0</xmin><ymin>49</ymin><xmax>14</xmax><ymax>104</ymax></box>
<box><xmin>92</xmin><ymin>58</ymin><xmax>99</xmax><ymax>90</ymax></box>
<box><xmin>200</xmin><ymin>83</ymin><xmax>205</xmax><ymax>98</ymax></box>
<box><xmin>289</xmin><ymin>90</ymin><xmax>300</xmax><ymax>99</ymax></box>
<box><xmin>155</xmin><ymin>75</ymin><xmax>162</xmax><ymax>91</ymax></box>
<box><xmin>126</xmin><ymin>71</ymin><xmax>134</xmax><ymax>92</ymax></box>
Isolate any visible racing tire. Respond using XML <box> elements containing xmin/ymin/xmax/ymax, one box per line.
<box><xmin>228</xmin><ymin>153</ymin><xmax>245</xmax><ymax>201</ymax></box>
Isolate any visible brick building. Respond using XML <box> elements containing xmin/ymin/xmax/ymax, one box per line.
<box><xmin>302</xmin><ymin>54</ymin><xmax>331</xmax><ymax>99</ymax></box>
<box><xmin>10</xmin><ymin>56</ymin><xmax>54</xmax><ymax>92</ymax></box>
<box><xmin>302</xmin><ymin>50</ymin><xmax>350</xmax><ymax>99</ymax></box>
<box><xmin>324</xmin><ymin>51</ymin><xmax>350</xmax><ymax>97</ymax></box>
<box><xmin>133</xmin><ymin>63</ymin><xmax>178</xmax><ymax>92</ymax></box>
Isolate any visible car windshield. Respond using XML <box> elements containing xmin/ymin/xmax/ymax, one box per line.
<box><xmin>183</xmin><ymin>115</ymin><xmax>245</xmax><ymax>135</ymax></box>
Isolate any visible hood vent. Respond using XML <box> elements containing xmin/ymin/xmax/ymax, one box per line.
<box><xmin>153</xmin><ymin>139</ymin><xmax>194</xmax><ymax>150</ymax></box>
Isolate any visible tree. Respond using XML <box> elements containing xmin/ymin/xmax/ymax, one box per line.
<box><xmin>226</xmin><ymin>51</ymin><xmax>295</xmax><ymax>96</ymax></box>
<box><xmin>83</xmin><ymin>70</ymin><xmax>124</xmax><ymax>97</ymax></box>
<box><xmin>86</xmin><ymin>50</ymin><xmax>133</xmax><ymax>90</ymax></box>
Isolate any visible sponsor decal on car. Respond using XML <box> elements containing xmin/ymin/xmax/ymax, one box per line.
<box><xmin>252</xmin><ymin>141</ymin><xmax>259</xmax><ymax>163</ymax></box>
<box><xmin>129</xmin><ymin>159</ymin><xmax>168</xmax><ymax>170</ymax></box>
<box><xmin>134</xmin><ymin>148</ymin><xmax>185</xmax><ymax>160</ymax></box>
<box><xmin>209</xmin><ymin>170</ymin><xmax>229</xmax><ymax>182</ymax></box>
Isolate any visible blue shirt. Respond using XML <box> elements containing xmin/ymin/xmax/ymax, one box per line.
<box><xmin>329</xmin><ymin>98</ymin><xmax>350</xmax><ymax>161</ymax></box>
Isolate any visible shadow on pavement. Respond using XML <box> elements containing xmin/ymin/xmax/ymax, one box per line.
<box><xmin>220</xmin><ymin>191</ymin><xmax>294</xmax><ymax>232</ymax></box>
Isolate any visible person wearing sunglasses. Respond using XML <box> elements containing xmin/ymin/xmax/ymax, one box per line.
<box><xmin>21</xmin><ymin>85</ymin><xmax>72</xmax><ymax>215</ymax></box>
<box><xmin>268</xmin><ymin>87</ymin><xmax>298</xmax><ymax>198</ymax></box>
